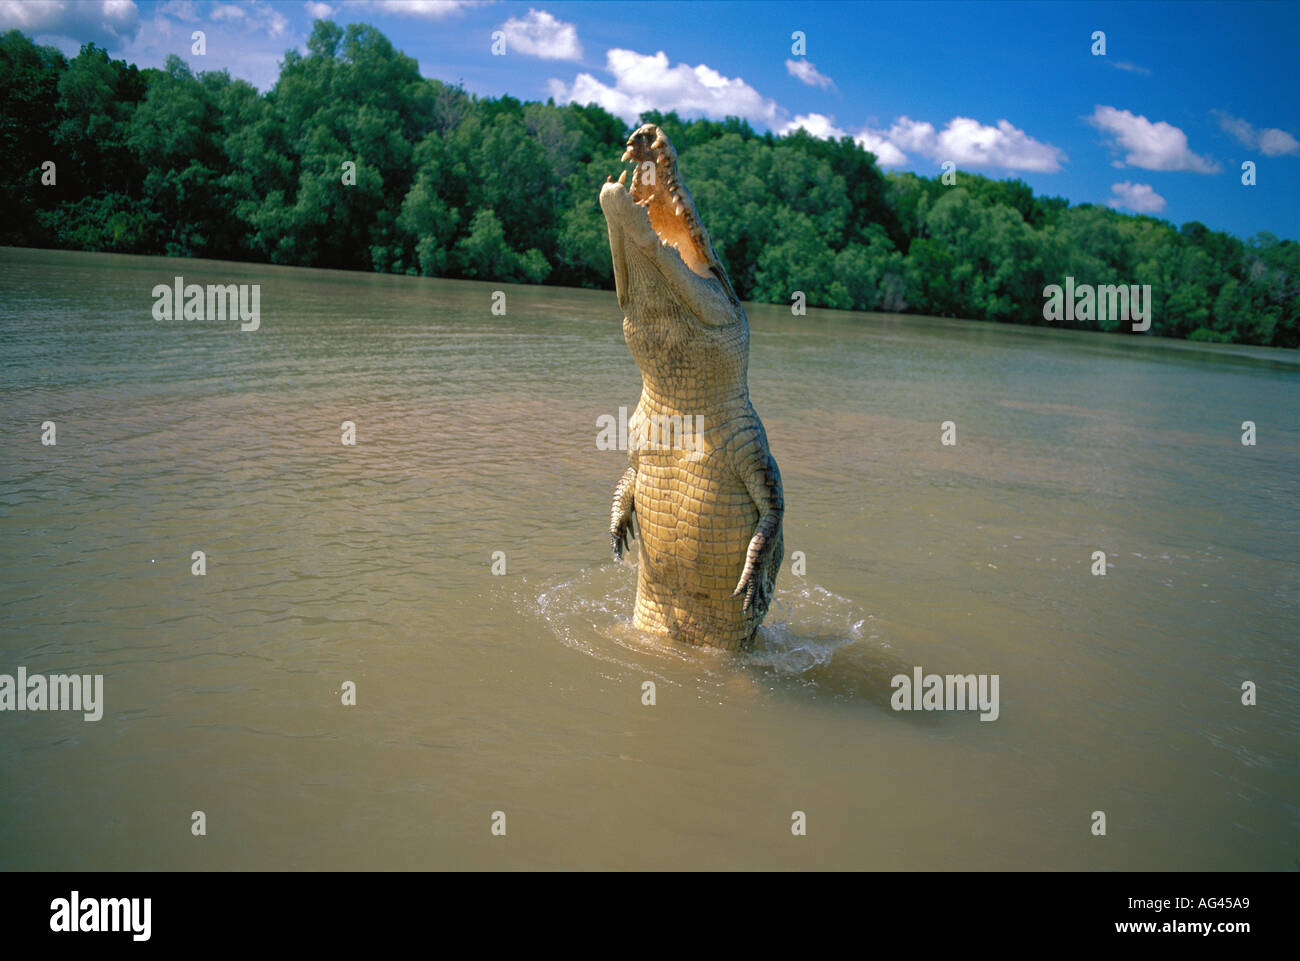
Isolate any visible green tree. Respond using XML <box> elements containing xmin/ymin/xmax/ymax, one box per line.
<box><xmin>752</xmin><ymin>209</ymin><xmax>847</xmax><ymax>308</ymax></box>
<box><xmin>0</xmin><ymin>30</ymin><xmax>67</xmax><ymax>243</ymax></box>
<box><xmin>396</xmin><ymin>132</ymin><xmax>461</xmax><ymax>276</ymax></box>
<box><xmin>0</xmin><ymin>19</ymin><xmax>1292</xmax><ymax>345</ymax></box>
<box><xmin>456</xmin><ymin>209</ymin><xmax>549</xmax><ymax>283</ymax></box>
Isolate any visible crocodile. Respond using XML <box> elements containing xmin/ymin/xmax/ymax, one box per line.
<box><xmin>600</xmin><ymin>123</ymin><xmax>784</xmax><ymax>649</ymax></box>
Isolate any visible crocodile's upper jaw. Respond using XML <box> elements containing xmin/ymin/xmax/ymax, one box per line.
<box><xmin>600</xmin><ymin>123</ymin><xmax>737</xmax><ymax>309</ymax></box>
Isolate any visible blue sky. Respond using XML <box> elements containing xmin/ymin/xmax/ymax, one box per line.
<box><xmin>7</xmin><ymin>0</ymin><xmax>1298</xmax><ymax>241</ymax></box>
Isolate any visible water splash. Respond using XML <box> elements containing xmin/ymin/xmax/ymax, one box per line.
<box><xmin>524</xmin><ymin>566</ymin><xmax>878</xmax><ymax>693</ymax></box>
<box><xmin>745</xmin><ymin>584</ymin><xmax>877</xmax><ymax>675</ymax></box>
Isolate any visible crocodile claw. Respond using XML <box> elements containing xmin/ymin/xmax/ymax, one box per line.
<box><xmin>611</xmin><ymin>519</ymin><xmax>636</xmax><ymax>562</ymax></box>
<box><xmin>732</xmin><ymin>530</ymin><xmax>775</xmax><ymax>613</ymax></box>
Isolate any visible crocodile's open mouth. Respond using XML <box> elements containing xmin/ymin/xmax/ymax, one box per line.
<box><xmin>606</xmin><ymin>124</ymin><xmax>714</xmax><ymax>280</ymax></box>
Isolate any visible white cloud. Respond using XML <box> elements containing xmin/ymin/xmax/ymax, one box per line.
<box><xmin>0</xmin><ymin>0</ymin><xmax>141</xmax><ymax>45</ymax></box>
<box><xmin>500</xmin><ymin>9</ymin><xmax>580</xmax><ymax>61</ymax></box>
<box><xmin>208</xmin><ymin>1</ymin><xmax>286</xmax><ymax>38</ymax></box>
<box><xmin>549</xmin><ymin>49</ymin><xmax>782</xmax><ymax>125</ymax></box>
<box><xmin>935</xmin><ymin>117</ymin><xmax>1065</xmax><ymax>171</ymax></box>
<box><xmin>106</xmin><ymin>0</ymin><xmax>299</xmax><ymax>90</ymax></box>
<box><xmin>1212</xmin><ymin>110</ymin><xmax>1254</xmax><ymax>147</ymax></box>
<box><xmin>881</xmin><ymin>117</ymin><xmax>934</xmax><ymax>153</ymax></box>
<box><xmin>1109</xmin><ymin>60</ymin><xmax>1151</xmax><ymax>76</ymax></box>
<box><xmin>297</xmin><ymin>0</ymin><xmax>481</xmax><ymax>21</ymax></box>
<box><xmin>1106</xmin><ymin>181</ymin><xmax>1166</xmax><ymax>214</ymax></box>
<box><xmin>1259</xmin><ymin>128</ymin><xmax>1300</xmax><ymax>157</ymax></box>
<box><xmin>779</xmin><ymin>111</ymin><xmax>1058</xmax><ymax>171</ymax></box>
<box><xmin>854</xmin><ymin>129</ymin><xmax>908</xmax><ymax>167</ymax></box>
<box><xmin>159</xmin><ymin>0</ymin><xmax>198</xmax><ymax>22</ymax></box>
<box><xmin>785</xmin><ymin>58</ymin><xmax>835</xmax><ymax>90</ymax></box>
<box><xmin>778</xmin><ymin>113</ymin><xmax>909</xmax><ymax>165</ymax></box>
<box><xmin>859</xmin><ymin>115</ymin><xmax>1065</xmax><ymax>172</ymax></box>
<box><xmin>259</xmin><ymin>4</ymin><xmax>288</xmax><ymax>37</ymax></box>
<box><xmin>1088</xmin><ymin>105</ymin><xmax>1220</xmax><ymax>173</ymax></box>
<box><xmin>1211</xmin><ymin>110</ymin><xmax>1300</xmax><ymax>158</ymax></box>
<box><xmin>779</xmin><ymin>112</ymin><xmax>846</xmax><ymax>139</ymax></box>
<box><xmin>366</xmin><ymin>0</ymin><xmax>481</xmax><ymax>17</ymax></box>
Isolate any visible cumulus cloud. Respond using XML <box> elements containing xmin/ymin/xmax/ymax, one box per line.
<box><xmin>366</xmin><ymin>0</ymin><xmax>482</xmax><ymax>17</ymax></box>
<box><xmin>1088</xmin><ymin>105</ymin><xmax>1220</xmax><ymax>173</ymax></box>
<box><xmin>500</xmin><ymin>9</ymin><xmax>580</xmax><ymax>61</ymax></box>
<box><xmin>0</xmin><ymin>0</ymin><xmax>141</xmax><ymax>46</ymax></box>
<box><xmin>304</xmin><ymin>1</ymin><xmax>335</xmax><ymax>17</ymax></box>
<box><xmin>1211</xmin><ymin>110</ymin><xmax>1300</xmax><ymax>157</ymax></box>
<box><xmin>785</xmin><ymin>58</ymin><xmax>835</xmax><ymax>90</ymax></box>
<box><xmin>853</xmin><ymin>129</ymin><xmax>909</xmax><ymax>167</ymax></box>
<box><xmin>1106</xmin><ymin>181</ymin><xmax>1166</xmax><ymax>214</ymax></box>
<box><xmin>860</xmin><ymin>115</ymin><xmax>1065</xmax><ymax>172</ymax></box>
<box><xmin>95</xmin><ymin>0</ymin><xmax>297</xmax><ymax>90</ymax></box>
<box><xmin>551</xmin><ymin>48</ymin><xmax>1056</xmax><ymax>173</ymax></box>
<box><xmin>778</xmin><ymin>112</ymin><xmax>1057</xmax><ymax>171</ymax></box>
<box><xmin>210</xmin><ymin>3</ymin><xmax>244</xmax><ymax>22</ymax></box>
<box><xmin>779</xmin><ymin>113</ymin><xmax>908</xmax><ymax>165</ymax></box>
<box><xmin>779</xmin><ymin>112</ymin><xmax>846</xmax><ymax>139</ymax></box>
<box><xmin>880</xmin><ymin>117</ymin><xmax>933</xmax><ymax>153</ymax></box>
<box><xmin>549</xmin><ymin>49</ymin><xmax>782</xmax><ymax>125</ymax></box>
<box><xmin>225</xmin><ymin>1</ymin><xmax>286</xmax><ymax>38</ymax></box>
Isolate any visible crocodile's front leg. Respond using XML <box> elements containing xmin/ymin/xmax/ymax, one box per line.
<box><xmin>609</xmin><ymin>465</ymin><xmax>637</xmax><ymax>562</ymax></box>
<box><xmin>731</xmin><ymin>431</ymin><xmax>784</xmax><ymax>614</ymax></box>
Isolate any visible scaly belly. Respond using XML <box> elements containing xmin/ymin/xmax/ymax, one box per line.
<box><xmin>631</xmin><ymin>430</ymin><xmax>760</xmax><ymax>649</ymax></box>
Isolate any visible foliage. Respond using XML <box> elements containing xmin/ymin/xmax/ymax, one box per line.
<box><xmin>0</xmin><ymin>24</ymin><xmax>1295</xmax><ymax>346</ymax></box>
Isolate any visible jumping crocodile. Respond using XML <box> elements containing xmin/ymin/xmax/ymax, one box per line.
<box><xmin>600</xmin><ymin>123</ymin><xmax>784</xmax><ymax>649</ymax></box>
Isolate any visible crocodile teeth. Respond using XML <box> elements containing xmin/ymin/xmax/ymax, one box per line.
<box><xmin>620</xmin><ymin>147</ymin><xmax>634</xmax><ymax>162</ymax></box>
<box><xmin>618</xmin><ymin>170</ymin><xmax>627</xmax><ymax>186</ymax></box>
<box><xmin>606</xmin><ymin>175</ymin><xmax>612</xmax><ymax>184</ymax></box>
<box><xmin>675</xmin><ymin>203</ymin><xmax>683</xmax><ymax>216</ymax></box>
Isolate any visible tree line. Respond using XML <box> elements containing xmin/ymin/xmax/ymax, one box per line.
<box><xmin>1</xmin><ymin>21</ymin><xmax>1296</xmax><ymax>346</ymax></box>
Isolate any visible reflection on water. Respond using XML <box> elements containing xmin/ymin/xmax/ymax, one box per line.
<box><xmin>0</xmin><ymin>248</ymin><xmax>1296</xmax><ymax>870</ymax></box>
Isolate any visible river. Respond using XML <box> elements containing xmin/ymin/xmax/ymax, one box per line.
<box><xmin>1</xmin><ymin>247</ymin><xmax>1296</xmax><ymax>869</ymax></box>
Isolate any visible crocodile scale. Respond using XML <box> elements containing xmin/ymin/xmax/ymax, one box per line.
<box><xmin>600</xmin><ymin>124</ymin><xmax>784</xmax><ymax>649</ymax></box>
